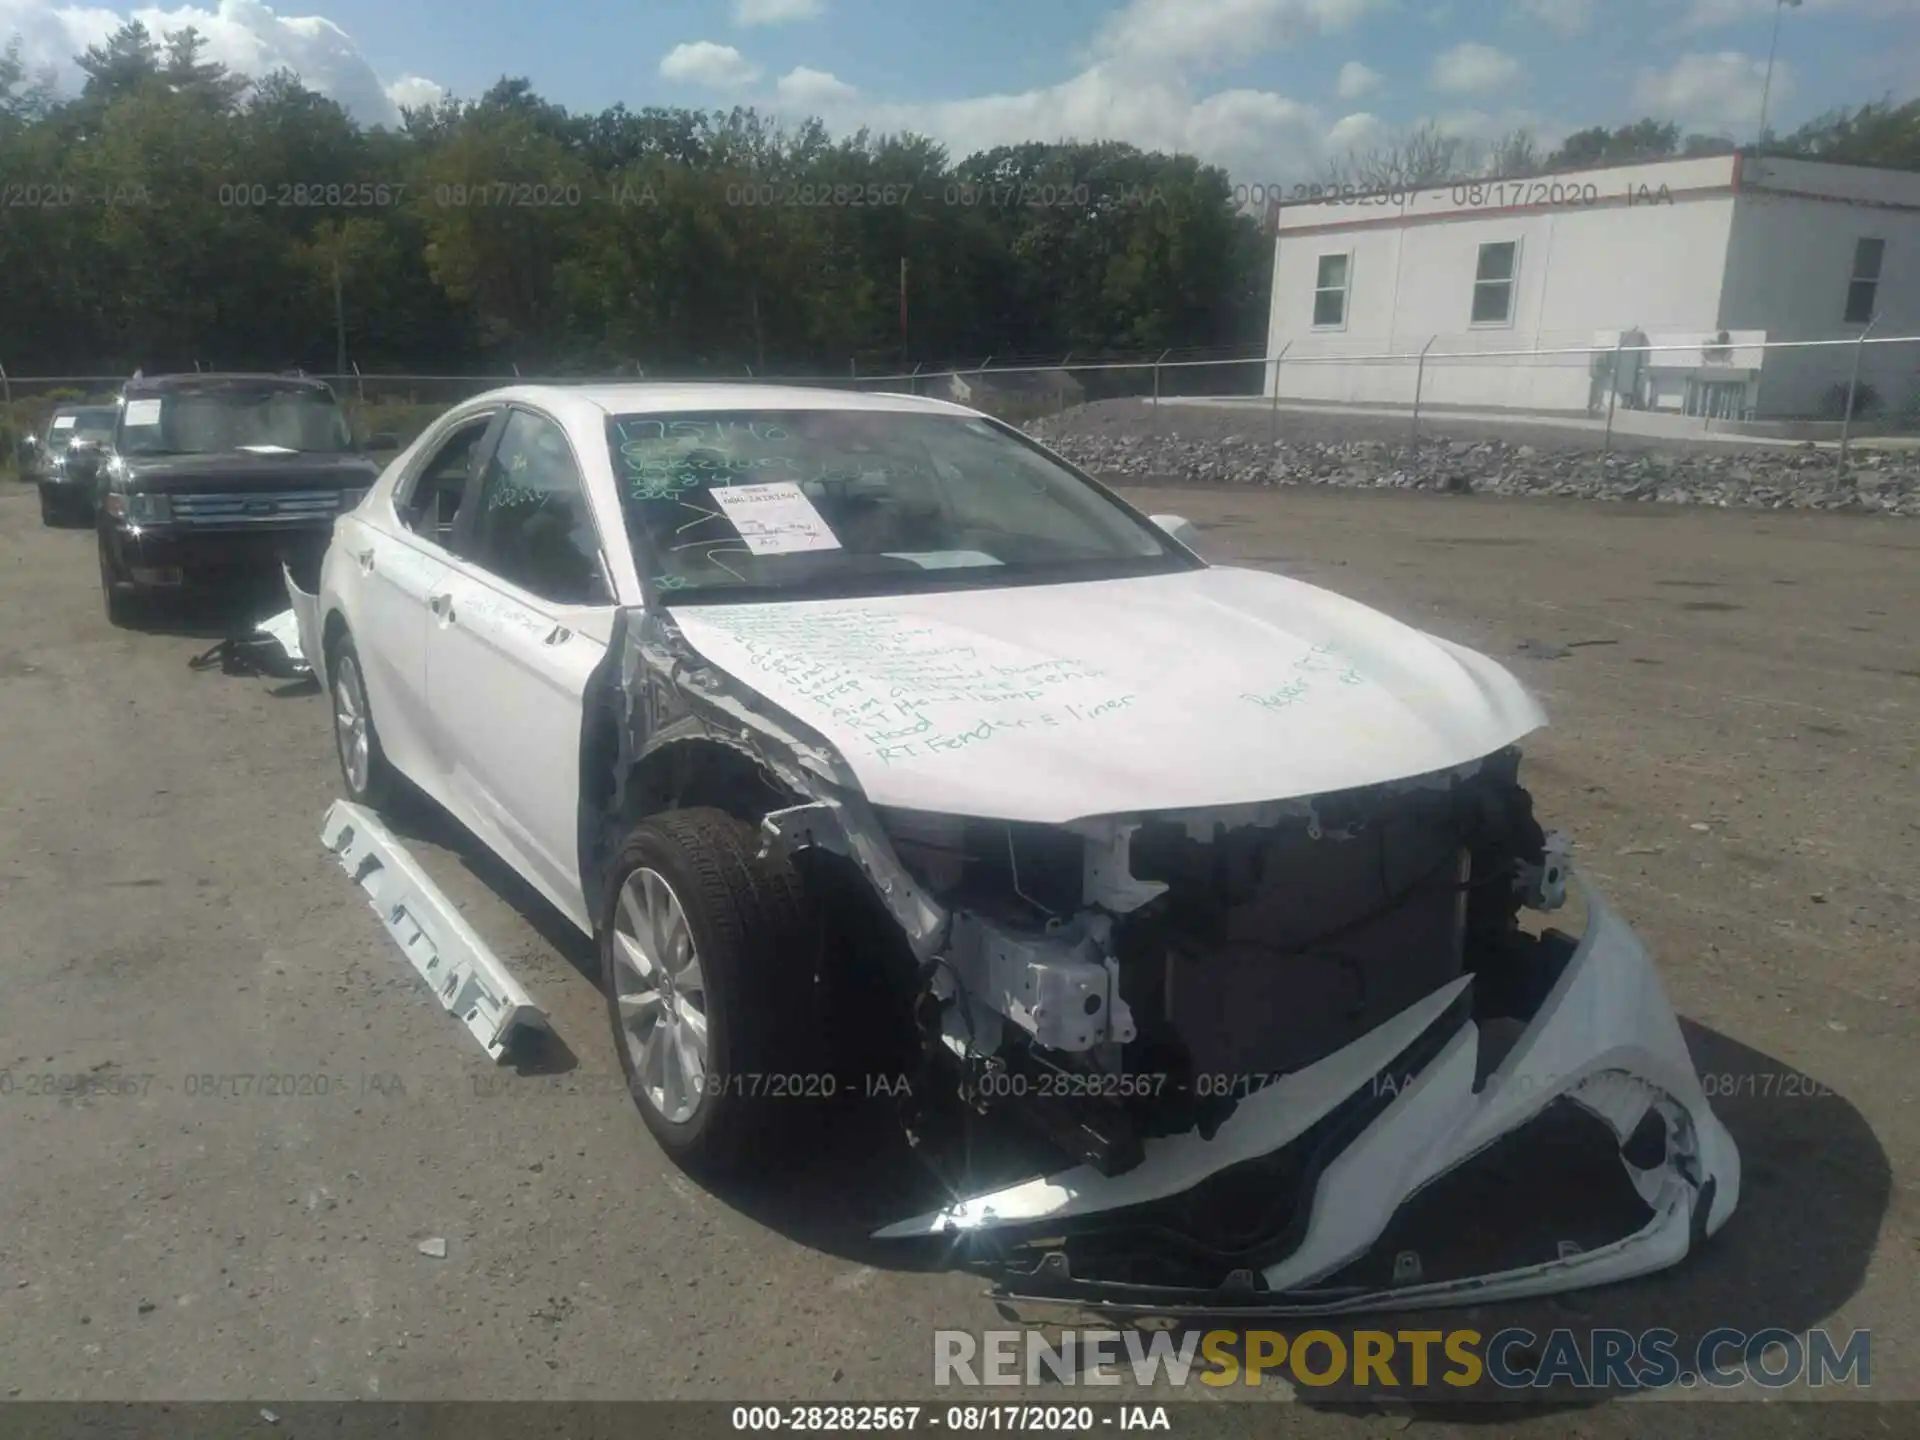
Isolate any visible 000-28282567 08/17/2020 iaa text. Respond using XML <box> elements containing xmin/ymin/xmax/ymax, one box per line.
<box><xmin>1242</xmin><ymin>178</ymin><xmax>1679</xmax><ymax>216</ymax></box>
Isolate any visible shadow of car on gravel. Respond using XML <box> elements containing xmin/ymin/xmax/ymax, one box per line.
<box><xmin>700</xmin><ymin>1020</ymin><xmax>1891</xmax><ymax>1414</ymax></box>
<box><xmin>114</xmin><ymin>573</ymin><xmax>302</xmax><ymax>642</ymax></box>
<box><xmin>355</xmin><ymin>787</ymin><xmax>1054</xmax><ymax>1252</ymax></box>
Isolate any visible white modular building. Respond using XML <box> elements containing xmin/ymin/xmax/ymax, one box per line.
<box><xmin>1264</xmin><ymin>153</ymin><xmax>1920</xmax><ymax>423</ymax></box>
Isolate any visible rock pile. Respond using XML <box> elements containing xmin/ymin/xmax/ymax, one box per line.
<box><xmin>1022</xmin><ymin>422</ymin><xmax>1920</xmax><ymax>516</ymax></box>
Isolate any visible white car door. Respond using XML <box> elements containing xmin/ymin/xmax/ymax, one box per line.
<box><xmin>424</xmin><ymin>405</ymin><xmax>617</xmax><ymax>934</ymax></box>
<box><xmin>347</xmin><ymin>408</ymin><xmax>504</xmax><ymax>797</ymax></box>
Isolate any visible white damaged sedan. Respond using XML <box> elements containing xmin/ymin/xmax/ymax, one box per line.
<box><xmin>297</xmin><ymin>383</ymin><xmax>1738</xmax><ymax>1319</ymax></box>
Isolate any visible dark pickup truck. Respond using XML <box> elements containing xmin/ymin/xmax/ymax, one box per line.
<box><xmin>94</xmin><ymin>373</ymin><xmax>397</xmax><ymax>626</ymax></box>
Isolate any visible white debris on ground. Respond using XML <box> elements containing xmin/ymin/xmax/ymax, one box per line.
<box><xmin>252</xmin><ymin>609</ymin><xmax>309</xmax><ymax>671</ymax></box>
<box><xmin>1025</xmin><ymin>413</ymin><xmax>1920</xmax><ymax>515</ymax></box>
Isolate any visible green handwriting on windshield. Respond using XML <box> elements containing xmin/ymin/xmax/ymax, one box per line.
<box><xmin>615</xmin><ymin>418</ymin><xmax>789</xmax><ymax>443</ymax></box>
<box><xmin>621</xmin><ymin>448</ymin><xmax>809</xmax><ymax>502</ymax></box>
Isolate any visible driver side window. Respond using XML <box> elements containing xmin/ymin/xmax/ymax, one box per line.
<box><xmin>468</xmin><ymin>410</ymin><xmax>609</xmax><ymax>606</ymax></box>
<box><xmin>400</xmin><ymin>414</ymin><xmax>493</xmax><ymax>548</ymax></box>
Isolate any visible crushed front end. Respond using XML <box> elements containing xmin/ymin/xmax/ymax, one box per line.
<box><xmin>617</xmin><ymin>610</ymin><xmax>1737</xmax><ymax>1316</ymax></box>
<box><xmin>860</xmin><ymin>749</ymin><xmax>1739</xmax><ymax>1317</ymax></box>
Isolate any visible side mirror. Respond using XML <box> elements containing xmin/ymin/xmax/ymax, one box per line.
<box><xmin>1150</xmin><ymin>513</ymin><xmax>1201</xmax><ymax>549</ymax></box>
<box><xmin>365</xmin><ymin>432</ymin><xmax>400</xmax><ymax>452</ymax></box>
<box><xmin>20</xmin><ymin>435</ymin><xmax>38</xmax><ymax>451</ymax></box>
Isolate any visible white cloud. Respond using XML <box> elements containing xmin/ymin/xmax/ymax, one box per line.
<box><xmin>1430</xmin><ymin>107</ymin><xmax>1566</xmax><ymax>147</ymax></box>
<box><xmin>1633</xmin><ymin>50</ymin><xmax>1780</xmax><ymax>131</ymax></box>
<box><xmin>751</xmin><ymin>0</ymin><xmax>1569</xmax><ymax>192</ymax></box>
<box><xmin>731</xmin><ymin>0</ymin><xmax>822</xmax><ymax>25</ymax></box>
<box><xmin>1093</xmin><ymin>0</ymin><xmax>1384</xmax><ymax>72</ymax></box>
<box><xmin>0</xmin><ymin>0</ymin><xmax>441</xmax><ymax>125</ymax></box>
<box><xmin>1335</xmin><ymin>60</ymin><xmax>1380</xmax><ymax>98</ymax></box>
<box><xmin>775</xmin><ymin>65</ymin><xmax>856</xmax><ymax>106</ymax></box>
<box><xmin>1326</xmin><ymin>109</ymin><xmax>1392</xmax><ymax>152</ymax></box>
<box><xmin>1512</xmin><ymin>0</ymin><xmax>1591</xmax><ymax>37</ymax></box>
<box><xmin>1430</xmin><ymin>42</ymin><xmax>1521</xmax><ymax>96</ymax></box>
<box><xmin>657</xmin><ymin>40</ymin><xmax>762</xmax><ymax>89</ymax></box>
<box><xmin>772</xmin><ymin>63</ymin><xmax>1367</xmax><ymax>192</ymax></box>
<box><xmin>385</xmin><ymin>74</ymin><xmax>445</xmax><ymax>112</ymax></box>
<box><xmin>0</xmin><ymin>0</ymin><xmax>1608</xmax><ymax>196</ymax></box>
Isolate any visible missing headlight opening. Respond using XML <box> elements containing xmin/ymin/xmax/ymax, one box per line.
<box><xmin>577</xmin><ymin>596</ymin><xmax>1737</xmax><ymax>1318</ymax></box>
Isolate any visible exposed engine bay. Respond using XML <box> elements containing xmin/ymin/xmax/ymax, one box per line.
<box><xmin>880</xmin><ymin>749</ymin><xmax>1570</xmax><ymax>1182</ymax></box>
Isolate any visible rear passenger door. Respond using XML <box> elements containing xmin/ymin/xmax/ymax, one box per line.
<box><xmin>349</xmin><ymin>407</ymin><xmax>503</xmax><ymax>794</ymax></box>
<box><xmin>426</xmin><ymin>406</ymin><xmax>616</xmax><ymax>932</ymax></box>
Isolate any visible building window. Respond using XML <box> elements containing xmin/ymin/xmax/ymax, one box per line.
<box><xmin>1471</xmin><ymin>241</ymin><xmax>1518</xmax><ymax>325</ymax></box>
<box><xmin>1845</xmin><ymin>237</ymin><xmax>1884</xmax><ymax>325</ymax></box>
<box><xmin>1312</xmin><ymin>252</ymin><xmax>1350</xmax><ymax>328</ymax></box>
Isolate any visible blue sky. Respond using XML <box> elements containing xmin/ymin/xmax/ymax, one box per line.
<box><xmin>4</xmin><ymin>0</ymin><xmax>1918</xmax><ymax>181</ymax></box>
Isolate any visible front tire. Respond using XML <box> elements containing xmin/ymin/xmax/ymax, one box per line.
<box><xmin>602</xmin><ymin>808</ymin><xmax>823</xmax><ymax>1174</ymax></box>
<box><xmin>328</xmin><ymin>633</ymin><xmax>398</xmax><ymax>810</ymax></box>
<box><xmin>98</xmin><ymin>533</ymin><xmax>147</xmax><ymax>628</ymax></box>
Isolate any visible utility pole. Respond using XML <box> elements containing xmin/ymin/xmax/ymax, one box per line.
<box><xmin>332</xmin><ymin>252</ymin><xmax>347</xmax><ymax>379</ymax></box>
<box><xmin>1755</xmin><ymin>0</ymin><xmax>1802</xmax><ymax>159</ymax></box>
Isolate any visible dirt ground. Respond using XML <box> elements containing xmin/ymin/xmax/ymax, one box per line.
<box><xmin>0</xmin><ymin>474</ymin><xmax>1914</xmax><ymax>1436</ymax></box>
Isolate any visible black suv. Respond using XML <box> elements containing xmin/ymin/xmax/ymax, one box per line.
<box><xmin>29</xmin><ymin>403</ymin><xmax>118</xmax><ymax>526</ymax></box>
<box><xmin>95</xmin><ymin>373</ymin><xmax>397</xmax><ymax>626</ymax></box>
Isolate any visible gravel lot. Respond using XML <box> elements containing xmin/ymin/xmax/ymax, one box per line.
<box><xmin>0</xmin><ymin>464</ymin><xmax>1914</xmax><ymax>1435</ymax></box>
<box><xmin>1028</xmin><ymin>399</ymin><xmax>1920</xmax><ymax>515</ymax></box>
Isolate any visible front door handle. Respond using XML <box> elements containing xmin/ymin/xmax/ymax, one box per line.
<box><xmin>428</xmin><ymin>591</ymin><xmax>454</xmax><ymax>623</ymax></box>
<box><xmin>355</xmin><ymin>547</ymin><xmax>375</xmax><ymax>572</ymax></box>
<box><xmin>542</xmin><ymin>624</ymin><xmax>572</xmax><ymax>647</ymax></box>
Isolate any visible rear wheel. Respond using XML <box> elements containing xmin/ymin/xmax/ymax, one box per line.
<box><xmin>328</xmin><ymin>634</ymin><xmax>397</xmax><ymax>810</ymax></box>
<box><xmin>602</xmin><ymin>808</ymin><xmax>824</xmax><ymax>1174</ymax></box>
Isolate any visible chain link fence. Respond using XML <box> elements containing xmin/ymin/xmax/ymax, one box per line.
<box><xmin>6</xmin><ymin>331</ymin><xmax>1916</xmax><ymax>477</ymax></box>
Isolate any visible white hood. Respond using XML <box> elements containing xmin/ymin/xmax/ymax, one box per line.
<box><xmin>668</xmin><ymin>566</ymin><xmax>1546</xmax><ymax>825</ymax></box>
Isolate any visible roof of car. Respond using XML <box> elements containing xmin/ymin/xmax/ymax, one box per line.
<box><xmin>450</xmin><ymin>382</ymin><xmax>980</xmax><ymax>427</ymax></box>
<box><xmin>122</xmin><ymin>373</ymin><xmax>335</xmax><ymax>396</ymax></box>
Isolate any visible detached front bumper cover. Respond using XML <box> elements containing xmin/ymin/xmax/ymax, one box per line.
<box><xmin>875</xmin><ymin>875</ymin><xmax>1739</xmax><ymax>1318</ymax></box>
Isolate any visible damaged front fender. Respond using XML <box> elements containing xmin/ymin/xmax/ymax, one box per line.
<box><xmin>605</xmin><ymin>610</ymin><xmax>952</xmax><ymax>962</ymax></box>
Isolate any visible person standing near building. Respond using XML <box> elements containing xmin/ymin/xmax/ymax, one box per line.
<box><xmin>1588</xmin><ymin>339</ymin><xmax>1616</xmax><ymax>416</ymax></box>
<box><xmin>1618</xmin><ymin>327</ymin><xmax>1650</xmax><ymax>409</ymax></box>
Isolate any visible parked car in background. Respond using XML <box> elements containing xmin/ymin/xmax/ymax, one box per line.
<box><xmin>292</xmin><ymin>382</ymin><xmax>1739</xmax><ymax>1318</ymax></box>
<box><xmin>31</xmin><ymin>404</ymin><xmax>118</xmax><ymax>526</ymax></box>
<box><xmin>94</xmin><ymin>373</ymin><xmax>397</xmax><ymax>626</ymax></box>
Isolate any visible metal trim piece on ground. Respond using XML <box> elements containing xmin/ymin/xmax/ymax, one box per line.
<box><xmin>321</xmin><ymin>799</ymin><xmax>549</xmax><ymax>1060</ymax></box>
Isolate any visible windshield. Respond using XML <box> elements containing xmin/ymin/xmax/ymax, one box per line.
<box><xmin>609</xmin><ymin>409</ymin><xmax>1194</xmax><ymax>603</ymax></box>
<box><xmin>46</xmin><ymin>407</ymin><xmax>116</xmax><ymax>452</ymax></box>
<box><xmin>116</xmin><ymin>387</ymin><xmax>353</xmax><ymax>457</ymax></box>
